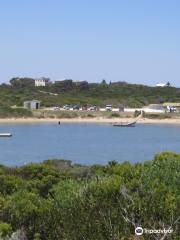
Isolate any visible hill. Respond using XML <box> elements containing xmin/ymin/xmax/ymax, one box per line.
<box><xmin>0</xmin><ymin>78</ymin><xmax>180</xmax><ymax>107</ymax></box>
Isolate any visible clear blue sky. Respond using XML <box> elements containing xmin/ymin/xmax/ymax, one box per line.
<box><xmin>0</xmin><ymin>0</ymin><xmax>180</xmax><ymax>86</ymax></box>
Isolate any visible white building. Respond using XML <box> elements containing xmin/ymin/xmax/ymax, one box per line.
<box><xmin>35</xmin><ymin>79</ymin><xmax>46</xmax><ymax>87</ymax></box>
<box><xmin>35</xmin><ymin>78</ymin><xmax>50</xmax><ymax>87</ymax></box>
<box><xmin>156</xmin><ymin>82</ymin><xmax>170</xmax><ymax>87</ymax></box>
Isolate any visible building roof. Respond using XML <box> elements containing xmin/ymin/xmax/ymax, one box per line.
<box><xmin>24</xmin><ymin>100</ymin><xmax>41</xmax><ymax>103</ymax></box>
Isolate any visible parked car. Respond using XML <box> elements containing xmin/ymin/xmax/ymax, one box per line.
<box><xmin>88</xmin><ymin>106</ymin><xmax>97</xmax><ymax>111</ymax></box>
<box><xmin>82</xmin><ymin>106</ymin><xmax>88</xmax><ymax>110</ymax></box>
<box><xmin>63</xmin><ymin>105</ymin><xmax>70</xmax><ymax>110</ymax></box>
<box><xmin>53</xmin><ymin>106</ymin><xmax>60</xmax><ymax>111</ymax></box>
<box><xmin>105</xmin><ymin>105</ymin><xmax>112</xmax><ymax>111</ymax></box>
<box><xmin>73</xmin><ymin>105</ymin><xmax>81</xmax><ymax>110</ymax></box>
<box><xmin>167</xmin><ymin>106</ymin><xmax>177</xmax><ymax>112</ymax></box>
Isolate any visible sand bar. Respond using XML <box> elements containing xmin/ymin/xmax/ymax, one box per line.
<box><xmin>0</xmin><ymin>117</ymin><xmax>180</xmax><ymax>124</ymax></box>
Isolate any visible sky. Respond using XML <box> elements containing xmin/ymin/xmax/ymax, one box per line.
<box><xmin>0</xmin><ymin>0</ymin><xmax>180</xmax><ymax>86</ymax></box>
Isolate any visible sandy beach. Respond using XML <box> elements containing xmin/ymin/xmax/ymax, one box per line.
<box><xmin>0</xmin><ymin>117</ymin><xmax>180</xmax><ymax>124</ymax></box>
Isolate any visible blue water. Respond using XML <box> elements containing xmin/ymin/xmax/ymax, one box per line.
<box><xmin>0</xmin><ymin>123</ymin><xmax>180</xmax><ymax>166</ymax></box>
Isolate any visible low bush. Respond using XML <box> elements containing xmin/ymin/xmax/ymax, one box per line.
<box><xmin>110</xmin><ymin>112</ymin><xmax>120</xmax><ymax>118</ymax></box>
<box><xmin>145</xmin><ymin>113</ymin><xmax>172</xmax><ymax>119</ymax></box>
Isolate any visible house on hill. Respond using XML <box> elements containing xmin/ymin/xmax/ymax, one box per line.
<box><xmin>156</xmin><ymin>82</ymin><xmax>171</xmax><ymax>87</ymax></box>
<box><xmin>35</xmin><ymin>77</ymin><xmax>50</xmax><ymax>87</ymax></box>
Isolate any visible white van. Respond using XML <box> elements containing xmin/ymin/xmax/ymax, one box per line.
<box><xmin>105</xmin><ymin>105</ymin><xmax>112</xmax><ymax>111</ymax></box>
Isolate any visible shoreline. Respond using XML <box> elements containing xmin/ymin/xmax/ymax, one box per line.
<box><xmin>0</xmin><ymin>117</ymin><xmax>180</xmax><ymax>124</ymax></box>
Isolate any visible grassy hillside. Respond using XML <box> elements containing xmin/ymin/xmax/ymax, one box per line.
<box><xmin>0</xmin><ymin>80</ymin><xmax>180</xmax><ymax>107</ymax></box>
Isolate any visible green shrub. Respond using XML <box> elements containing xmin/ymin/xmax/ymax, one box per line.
<box><xmin>86</xmin><ymin>113</ymin><xmax>95</xmax><ymax>118</ymax></box>
<box><xmin>145</xmin><ymin>113</ymin><xmax>171</xmax><ymax>119</ymax></box>
<box><xmin>0</xmin><ymin>222</ymin><xmax>12</xmax><ymax>238</ymax></box>
<box><xmin>0</xmin><ymin>152</ymin><xmax>179</xmax><ymax>239</ymax></box>
<box><xmin>134</xmin><ymin>110</ymin><xmax>145</xmax><ymax>117</ymax></box>
<box><xmin>110</xmin><ymin>112</ymin><xmax>120</xmax><ymax>118</ymax></box>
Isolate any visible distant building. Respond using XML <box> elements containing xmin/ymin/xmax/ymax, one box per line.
<box><xmin>24</xmin><ymin>100</ymin><xmax>41</xmax><ymax>109</ymax></box>
<box><xmin>156</xmin><ymin>82</ymin><xmax>171</xmax><ymax>87</ymax></box>
<box><xmin>35</xmin><ymin>77</ymin><xmax>50</xmax><ymax>87</ymax></box>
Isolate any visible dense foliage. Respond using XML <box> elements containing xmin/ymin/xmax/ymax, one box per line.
<box><xmin>1</xmin><ymin>79</ymin><xmax>180</xmax><ymax>107</ymax></box>
<box><xmin>0</xmin><ymin>152</ymin><xmax>179</xmax><ymax>239</ymax></box>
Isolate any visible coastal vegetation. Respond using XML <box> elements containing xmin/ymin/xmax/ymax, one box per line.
<box><xmin>0</xmin><ymin>106</ymin><xmax>32</xmax><ymax>118</ymax></box>
<box><xmin>0</xmin><ymin>106</ymin><xmax>178</xmax><ymax>120</ymax></box>
<box><xmin>33</xmin><ymin>109</ymin><xmax>133</xmax><ymax>119</ymax></box>
<box><xmin>0</xmin><ymin>152</ymin><xmax>179</xmax><ymax>239</ymax></box>
<box><xmin>1</xmin><ymin>78</ymin><xmax>180</xmax><ymax>108</ymax></box>
<box><xmin>32</xmin><ymin>109</ymin><xmax>180</xmax><ymax>120</ymax></box>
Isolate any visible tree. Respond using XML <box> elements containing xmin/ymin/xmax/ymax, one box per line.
<box><xmin>166</xmin><ymin>81</ymin><xmax>171</xmax><ymax>87</ymax></box>
<box><xmin>10</xmin><ymin>78</ymin><xmax>35</xmax><ymax>88</ymax></box>
<box><xmin>101</xmin><ymin>79</ymin><xmax>107</xmax><ymax>85</ymax></box>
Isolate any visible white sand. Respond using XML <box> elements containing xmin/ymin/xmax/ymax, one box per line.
<box><xmin>0</xmin><ymin>117</ymin><xmax>180</xmax><ymax>124</ymax></box>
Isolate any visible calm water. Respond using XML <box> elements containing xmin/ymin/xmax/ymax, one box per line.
<box><xmin>0</xmin><ymin>123</ymin><xmax>180</xmax><ymax>166</ymax></box>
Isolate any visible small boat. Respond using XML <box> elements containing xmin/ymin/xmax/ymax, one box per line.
<box><xmin>113</xmin><ymin>121</ymin><xmax>136</xmax><ymax>127</ymax></box>
<box><xmin>0</xmin><ymin>133</ymin><xmax>12</xmax><ymax>137</ymax></box>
